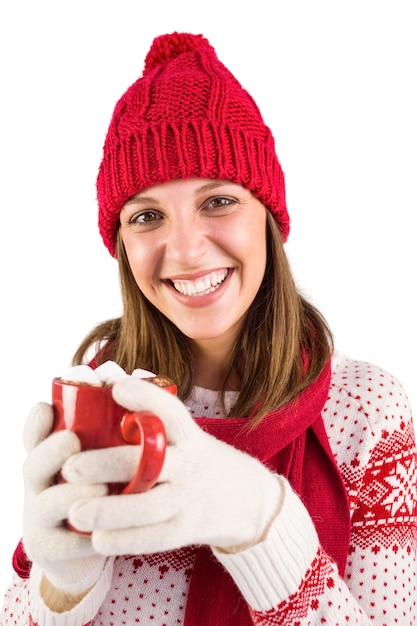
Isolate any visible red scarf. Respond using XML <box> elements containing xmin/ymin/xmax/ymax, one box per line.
<box><xmin>13</xmin><ymin>361</ymin><xmax>350</xmax><ymax>625</ymax></box>
<box><xmin>184</xmin><ymin>360</ymin><xmax>351</xmax><ymax>625</ymax></box>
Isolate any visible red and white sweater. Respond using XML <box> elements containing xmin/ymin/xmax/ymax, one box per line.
<box><xmin>2</xmin><ymin>353</ymin><xmax>417</xmax><ymax>625</ymax></box>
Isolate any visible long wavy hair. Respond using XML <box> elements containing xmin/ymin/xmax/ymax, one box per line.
<box><xmin>73</xmin><ymin>212</ymin><xmax>333</xmax><ymax>425</ymax></box>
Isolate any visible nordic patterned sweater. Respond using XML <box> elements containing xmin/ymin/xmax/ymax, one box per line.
<box><xmin>2</xmin><ymin>353</ymin><xmax>417</xmax><ymax>625</ymax></box>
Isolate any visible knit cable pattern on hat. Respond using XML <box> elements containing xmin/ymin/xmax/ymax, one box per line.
<box><xmin>97</xmin><ymin>32</ymin><xmax>289</xmax><ymax>256</ymax></box>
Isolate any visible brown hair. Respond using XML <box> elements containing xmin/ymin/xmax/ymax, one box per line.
<box><xmin>73</xmin><ymin>213</ymin><xmax>333</xmax><ymax>425</ymax></box>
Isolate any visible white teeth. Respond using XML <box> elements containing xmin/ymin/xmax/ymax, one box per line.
<box><xmin>171</xmin><ymin>270</ymin><xmax>228</xmax><ymax>296</ymax></box>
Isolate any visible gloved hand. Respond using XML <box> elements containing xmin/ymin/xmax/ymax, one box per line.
<box><xmin>62</xmin><ymin>377</ymin><xmax>284</xmax><ymax>556</ymax></box>
<box><xmin>22</xmin><ymin>402</ymin><xmax>108</xmax><ymax>596</ymax></box>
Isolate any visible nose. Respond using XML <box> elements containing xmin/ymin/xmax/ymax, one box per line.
<box><xmin>164</xmin><ymin>215</ymin><xmax>207</xmax><ymax>268</ymax></box>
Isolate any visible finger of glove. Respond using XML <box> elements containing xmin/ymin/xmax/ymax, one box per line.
<box><xmin>23</xmin><ymin>430</ymin><xmax>81</xmax><ymax>493</ymax></box>
<box><xmin>23</xmin><ymin>402</ymin><xmax>55</xmax><ymax>453</ymax></box>
<box><xmin>62</xmin><ymin>443</ymin><xmax>180</xmax><ymax>486</ymax></box>
<box><xmin>69</xmin><ymin>482</ymin><xmax>177</xmax><ymax>533</ymax></box>
<box><xmin>62</xmin><ymin>445</ymin><xmax>141</xmax><ymax>485</ymax></box>
<box><xmin>29</xmin><ymin>482</ymin><xmax>108</xmax><ymax>527</ymax></box>
<box><xmin>92</xmin><ymin>518</ymin><xmax>189</xmax><ymax>556</ymax></box>
<box><xmin>39</xmin><ymin>553</ymin><xmax>107</xmax><ymax>595</ymax></box>
<box><xmin>112</xmin><ymin>377</ymin><xmax>196</xmax><ymax>443</ymax></box>
<box><xmin>24</xmin><ymin>523</ymin><xmax>98</xmax><ymax>566</ymax></box>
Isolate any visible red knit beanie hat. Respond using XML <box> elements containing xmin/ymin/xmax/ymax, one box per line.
<box><xmin>97</xmin><ymin>32</ymin><xmax>289</xmax><ymax>256</ymax></box>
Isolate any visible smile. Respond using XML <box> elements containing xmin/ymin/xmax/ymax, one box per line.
<box><xmin>170</xmin><ymin>269</ymin><xmax>229</xmax><ymax>297</ymax></box>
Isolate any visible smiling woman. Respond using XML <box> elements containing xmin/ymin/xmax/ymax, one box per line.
<box><xmin>118</xmin><ymin>178</ymin><xmax>269</xmax><ymax>391</ymax></box>
<box><xmin>119</xmin><ymin>179</ymin><xmax>268</xmax><ymax>360</ymax></box>
<box><xmin>2</xmin><ymin>30</ymin><xmax>416</xmax><ymax>626</ymax></box>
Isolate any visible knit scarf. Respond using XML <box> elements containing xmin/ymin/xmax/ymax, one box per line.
<box><xmin>183</xmin><ymin>360</ymin><xmax>351</xmax><ymax>625</ymax></box>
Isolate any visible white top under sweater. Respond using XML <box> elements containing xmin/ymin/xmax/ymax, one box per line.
<box><xmin>2</xmin><ymin>353</ymin><xmax>416</xmax><ymax>625</ymax></box>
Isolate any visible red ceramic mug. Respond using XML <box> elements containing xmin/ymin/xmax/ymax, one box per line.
<box><xmin>52</xmin><ymin>375</ymin><xmax>177</xmax><ymax>500</ymax></box>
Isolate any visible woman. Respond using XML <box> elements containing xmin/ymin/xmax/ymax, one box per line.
<box><xmin>3</xmin><ymin>32</ymin><xmax>416</xmax><ymax>625</ymax></box>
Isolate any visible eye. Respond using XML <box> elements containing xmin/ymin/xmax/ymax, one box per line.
<box><xmin>205</xmin><ymin>196</ymin><xmax>236</xmax><ymax>211</ymax></box>
<box><xmin>129</xmin><ymin>210</ymin><xmax>162</xmax><ymax>225</ymax></box>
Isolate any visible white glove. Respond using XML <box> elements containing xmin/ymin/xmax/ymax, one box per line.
<box><xmin>22</xmin><ymin>402</ymin><xmax>108</xmax><ymax>595</ymax></box>
<box><xmin>62</xmin><ymin>377</ymin><xmax>284</xmax><ymax>555</ymax></box>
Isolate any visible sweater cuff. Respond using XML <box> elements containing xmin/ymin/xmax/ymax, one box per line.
<box><xmin>29</xmin><ymin>558</ymin><xmax>113</xmax><ymax>626</ymax></box>
<box><xmin>212</xmin><ymin>478</ymin><xmax>319</xmax><ymax>612</ymax></box>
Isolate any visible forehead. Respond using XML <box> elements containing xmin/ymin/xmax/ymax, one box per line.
<box><xmin>123</xmin><ymin>178</ymin><xmax>249</xmax><ymax>205</ymax></box>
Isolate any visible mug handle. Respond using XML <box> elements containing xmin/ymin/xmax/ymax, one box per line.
<box><xmin>120</xmin><ymin>411</ymin><xmax>167</xmax><ymax>494</ymax></box>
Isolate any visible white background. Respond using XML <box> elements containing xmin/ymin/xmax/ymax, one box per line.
<box><xmin>0</xmin><ymin>0</ymin><xmax>416</xmax><ymax>598</ymax></box>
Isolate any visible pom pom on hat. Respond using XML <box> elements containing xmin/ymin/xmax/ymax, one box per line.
<box><xmin>97</xmin><ymin>32</ymin><xmax>289</xmax><ymax>256</ymax></box>
<box><xmin>144</xmin><ymin>32</ymin><xmax>211</xmax><ymax>73</ymax></box>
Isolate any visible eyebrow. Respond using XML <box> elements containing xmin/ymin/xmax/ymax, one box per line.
<box><xmin>123</xmin><ymin>180</ymin><xmax>239</xmax><ymax>206</ymax></box>
<box><xmin>195</xmin><ymin>179</ymin><xmax>236</xmax><ymax>192</ymax></box>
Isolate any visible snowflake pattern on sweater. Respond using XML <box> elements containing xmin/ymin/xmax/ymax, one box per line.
<box><xmin>2</xmin><ymin>354</ymin><xmax>416</xmax><ymax>625</ymax></box>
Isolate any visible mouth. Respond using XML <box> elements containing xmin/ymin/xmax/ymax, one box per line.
<box><xmin>169</xmin><ymin>269</ymin><xmax>229</xmax><ymax>297</ymax></box>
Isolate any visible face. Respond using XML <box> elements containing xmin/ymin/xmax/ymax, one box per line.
<box><xmin>119</xmin><ymin>178</ymin><xmax>267</xmax><ymax>354</ymax></box>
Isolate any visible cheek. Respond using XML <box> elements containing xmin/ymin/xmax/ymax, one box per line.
<box><xmin>122</xmin><ymin>238</ymin><xmax>155</xmax><ymax>289</ymax></box>
<box><xmin>235</xmin><ymin>218</ymin><xmax>267</xmax><ymax>273</ymax></box>
<box><xmin>245</xmin><ymin>220</ymin><xmax>267</xmax><ymax>287</ymax></box>
<box><xmin>250</xmin><ymin>242</ymin><xmax>267</xmax><ymax>288</ymax></box>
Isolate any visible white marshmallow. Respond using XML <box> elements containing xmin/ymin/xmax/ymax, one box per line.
<box><xmin>60</xmin><ymin>361</ymin><xmax>154</xmax><ymax>386</ymax></box>
<box><xmin>94</xmin><ymin>360</ymin><xmax>128</xmax><ymax>384</ymax></box>
<box><xmin>131</xmin><ymin>368</ymin><xmax>156</xmax><ymax>379</ymax></box>
<box><xmin>60</xmin><ymin>364</ymin><xmax>102</xmax><ymax>386</ymax></box>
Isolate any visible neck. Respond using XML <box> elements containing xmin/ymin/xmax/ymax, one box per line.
<box><xmin>191</xmin><ymin>340</ymin><xmax>239</xmax><ymax>391</ymax></box>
